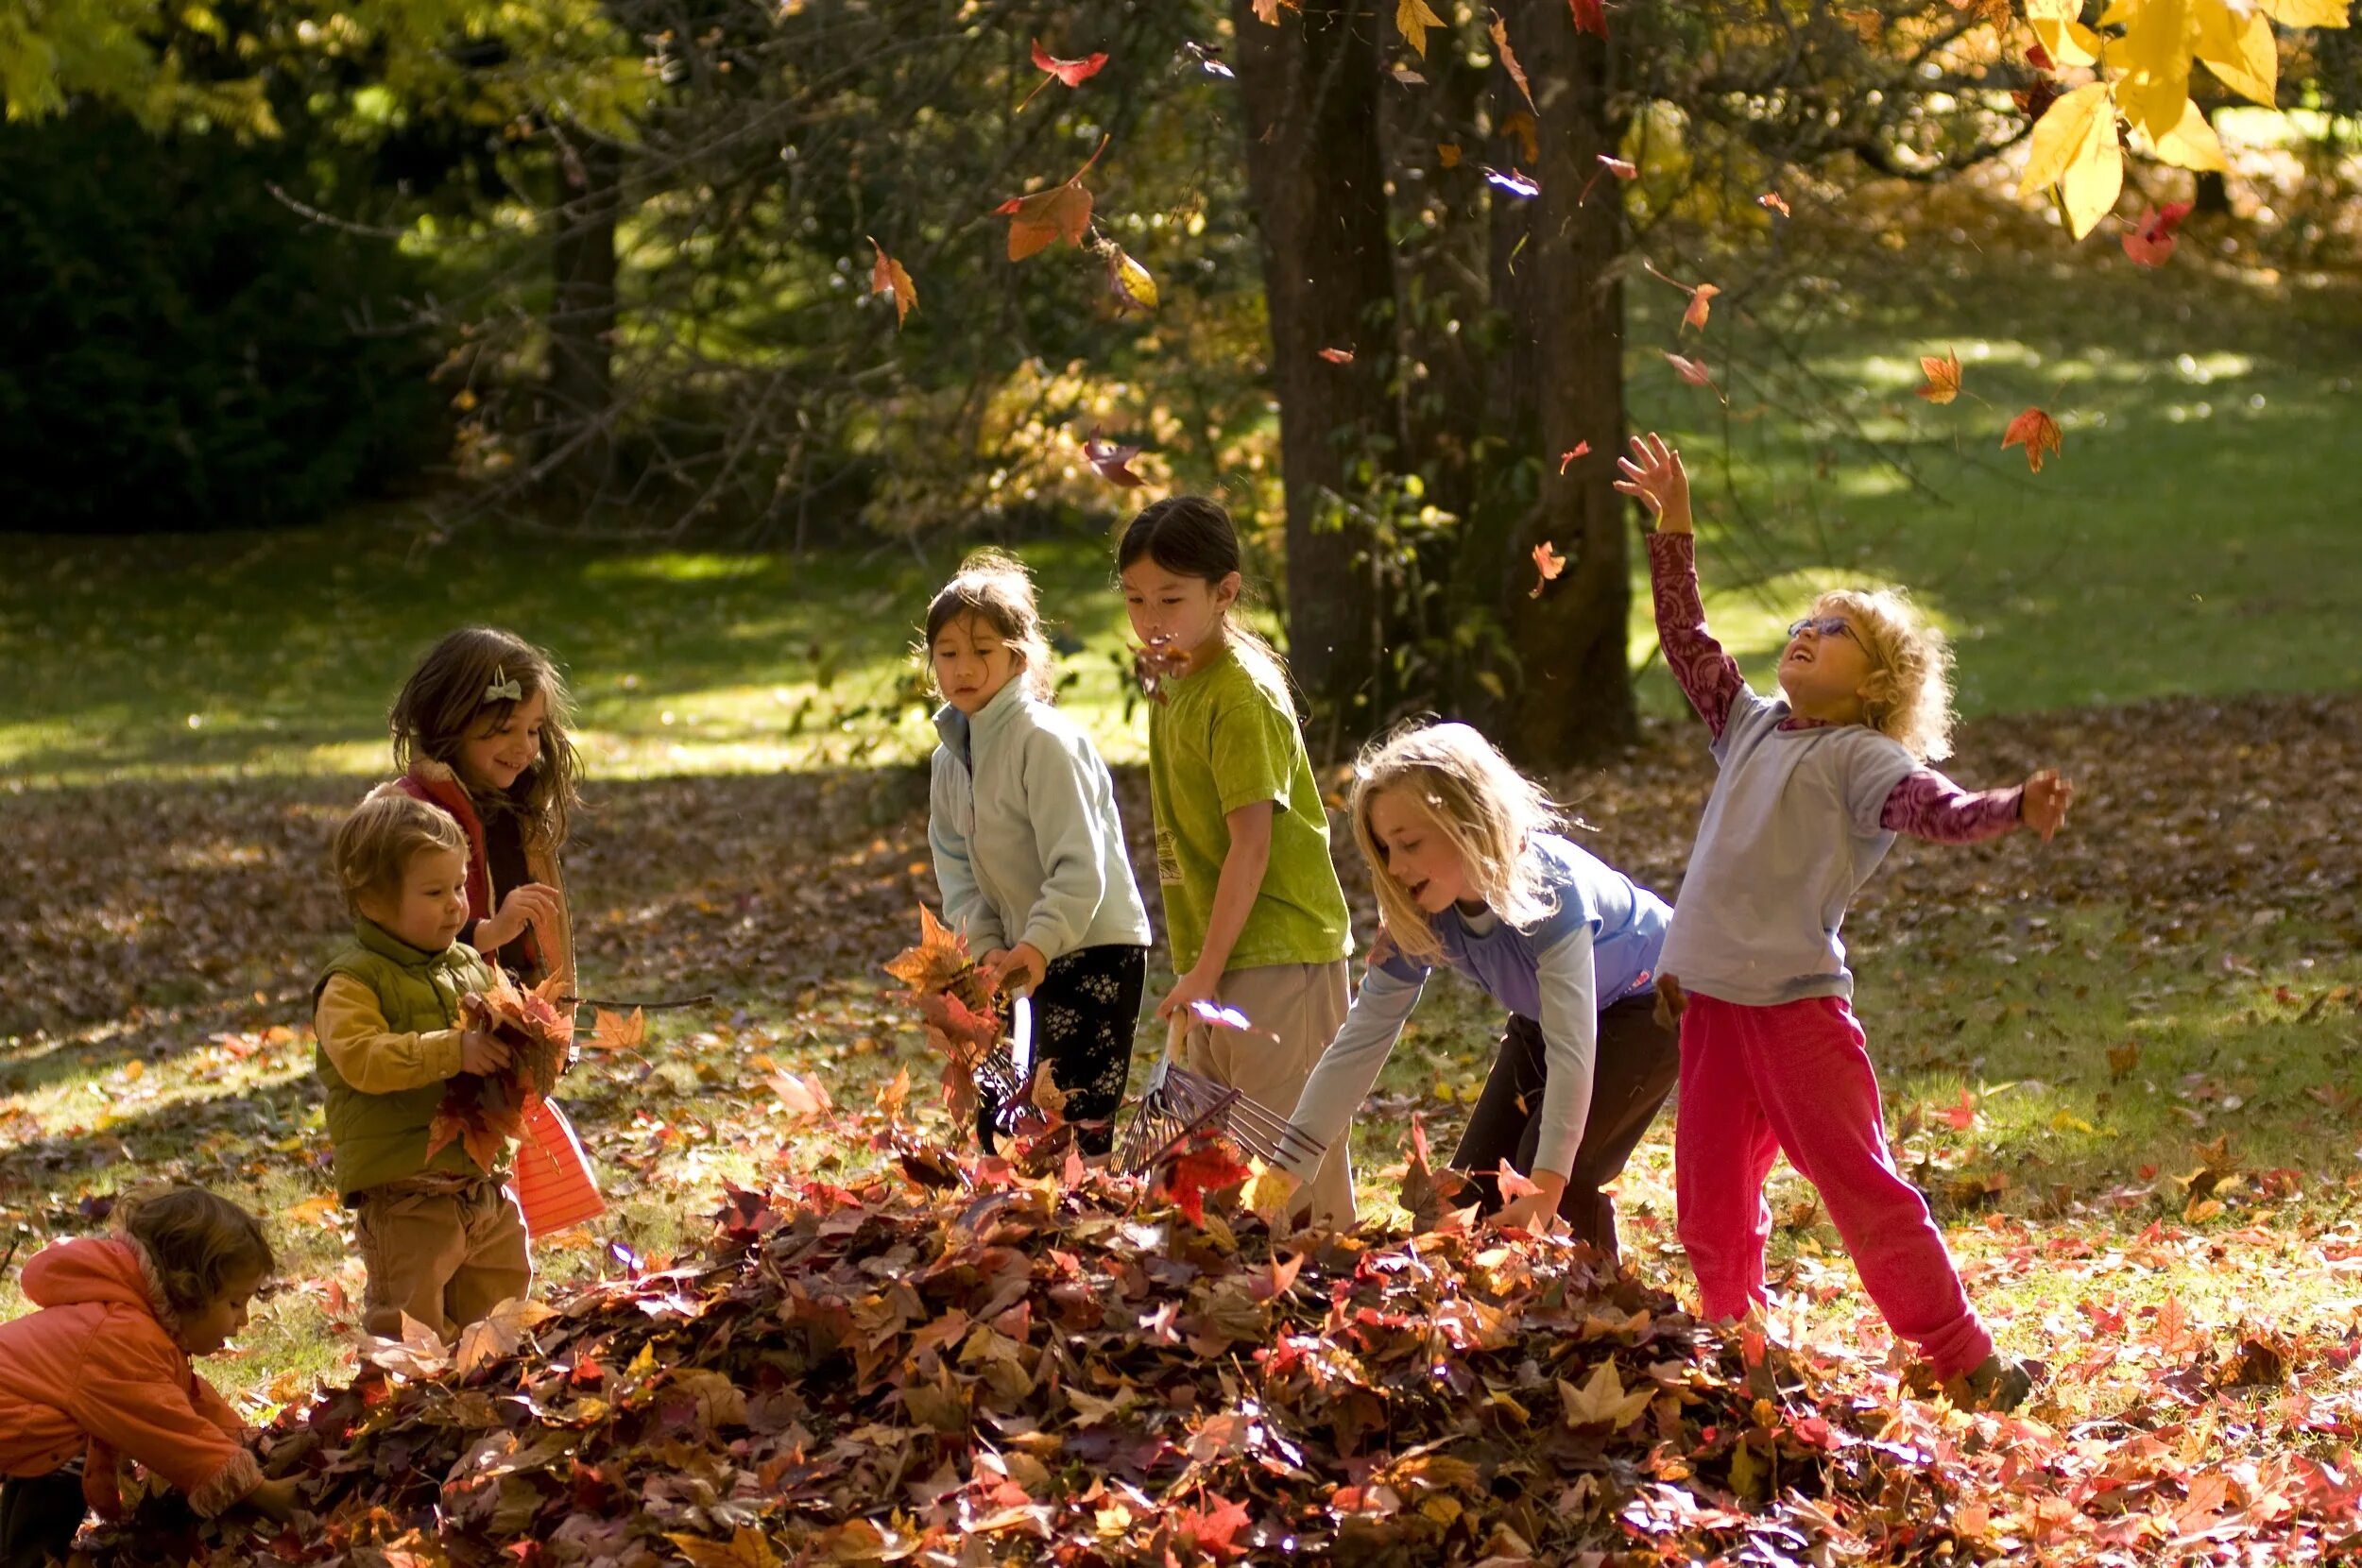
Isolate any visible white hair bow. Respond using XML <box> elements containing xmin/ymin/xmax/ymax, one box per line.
<box><xmin>485</xmin><ymin>669</ymin><xmax>522</xmax><ymax>703</ymax></box>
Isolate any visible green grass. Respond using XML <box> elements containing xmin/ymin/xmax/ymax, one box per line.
<box><xmin>5</xmin><ymin>202</ymin><xmax>2360</xmax><ymax>787</ymax></box>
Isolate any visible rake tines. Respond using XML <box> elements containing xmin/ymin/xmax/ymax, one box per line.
<box><xmin>1116</xmin><ymin>1019</ymin><xmax>1326</xmax><ymax>1175</ymax></box>
<box><xmin>971</xmin><ymin>995</ymin><xmax>1035</xmax><ymax>1152</ymax></box>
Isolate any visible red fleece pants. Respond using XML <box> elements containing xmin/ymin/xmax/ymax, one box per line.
<box><xmin>1674</xmin><ymin>991</ymin><xmax>1994</xmax><ymax>1378</ymax></box>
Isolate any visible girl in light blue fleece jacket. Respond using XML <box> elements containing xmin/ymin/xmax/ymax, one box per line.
<box><xmin>924</xmin><ymin>551</ymin><xmax>1152</xmax><ymax>1155</ymax></box>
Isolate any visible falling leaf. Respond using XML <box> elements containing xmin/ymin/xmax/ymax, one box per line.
<box><xmin>1558</xmin><ymin>1360</ymin><xmax>1653</xmax><ymax>1427</ymax></box>
<box><xmin>1437</xmin><ymin>141</ymin><xmax>1463</xmax><ymax>167</ymax></box>
<box><xmin>1489</xmin><ymin>14</ymin><xmax>1536</xmax><ymax>113</ymax></box>
<box><xmin>1080</xmin><ymin>427</ymin><xmax>1148</xmax><ymax>487</ymax></box>
<box><xmin>1529</xmin><ymin>542</ymin><xmax>1566</xmax><ymax>598</ymax></box>
<box><xmin>2002</xmin><ymin>406</ymin><xmax>2063</xmax><ymax>472</ymax></box>
<box><xmin>1029</xmin><ymin>38</ymin><xmax>1109</xmax><ymax>89</ymax></box>
<box><xmin>1683</xmin><ymin>283</ymin><xmax>1720</xmax><ymax>332</ymax></box>
<box><xmin>1397</xmin><ymin>0</ymin><xmax>1447</xmax><ymax>59</ymax></box>
<box><xmin>1557</xmin><ymin>440</ymin><xmax>1590</xmax><ymax>473</ymax></box>
<box><xmin>1481</xmin><ymin>165</ymin><xmax>1540</xmax><ymax>198</ymax></box>
<box><xmin>996</xmin><ymin>139</ymin><xmax>1105</xmax><ymax>262</ymax></box>
<box><xmin>1189</xmin><ymin>997</ymin><xmax>1261</xmax><ymax>1034</ymax></box>
<box><xmin>1758</xmin><ymin>191</ymin><xmax>1790</xmax><ymax>216</ymax></box>
<box><xmin>1597</xmin><ymin>154</ymin><xmax>1638</xmax><ymax>179</ymax></box>
<box><xmin>867</xmin><ymin>239</ymin><xmax>916</xmax><ymax>329</ymax></box>
<box><xmin>1318</xmin><ymin>346</ymin><xmax>1356</xmax><ymax>364</ymax></box>
<box><xmin>1663</xmin><ymin>350</ymin><xmax>1713</xmax><ymax>386</ymax></box>
<box><xmin>1251</xmin><ymin>0</ymin><xmax>1299</xmax><ymax>22</ymax></box>
<box><xmin>1567</xmin><ymin>0</ymin><xmax>1608</xmax><ymax>38</ymax></box>
<box><xmin>1390</xmin><ymin>62</ymin><xmax>1428</xmax><ymax>85</ymax></box>
<box><xmin>2122</xmin><ymin>201</ymin><xmax>2193</xmax><ymax>267</ymax></box>
<box><xmin>1498</xmin><ymin>109</ymin><xmax>1539</xmax><ymax>164</ymax></box>
<box><xmin>1107</xmin><ymin>247</ymin><xmax>1159</xmax><ymax>311</ymax></box>
<box><xmin>1916</xmin><ymin>348</ymin><xmax>1963</xmax><ymax>404</ymax></box>
<box><xmin>1181</xmin><ymin>40</ymin><xmax>1235</xmax><ymax>77</ymax></box>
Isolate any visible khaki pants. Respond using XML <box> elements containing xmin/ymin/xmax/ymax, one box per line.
<box><xmin>354</xmin><ymin>1175</ymin><xmax>532</xmax><ymax>1340</ymax></box>
<box><xmin>1180</xmin><ymin>959</ymin><xmax>1354</xmax><ymax>1228</ymax></box>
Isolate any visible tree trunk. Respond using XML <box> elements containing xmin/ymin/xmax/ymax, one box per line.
<box><xmin>546</xmin><ymin>132</ymin><xmax>621</xmax><ymax>504</ymax></box>
<box><xmin>1229</xmin><ymin>0</ymin><xmax>1400</xmax><ymax>756</ymax></box>
<box><xmin>1471</xmin><ymin>0</ymin><xmax>1635</xmax><ymax>765</ymax></box>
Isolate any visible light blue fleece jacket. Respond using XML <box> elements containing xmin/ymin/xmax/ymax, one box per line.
<box><xmin>927</xmin><ymin>681</ymin><xmax>1152</xmax><ymax>963</ymax></box>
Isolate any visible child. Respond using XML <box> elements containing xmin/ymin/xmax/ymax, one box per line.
<box><xmin>1617</xmin><ymin>431</ymin><xmax>2073</xmax><ymax>1411</ymax></box>
<box><xmin>313</xmin><ymin>792</ymin><xmax>530</xmax><ymax>1340</ymax></box>
<box><xmin>1276</xmin><ymin>722</ymin><xmax>1679</xmax><ymax>1257</ymax></box>
<box><xmin>924</xmin><ymin>551</ymin><xmax>1154</xmax><ymax>1156</ymax></box>
<box><xmin>387</xmin><ymin>627</ymin><xmax>582</xmax><ymax>995</ymax></box>
<box><xmin>0</xmin><ymin>1185</ymin><xmax>297</xmax><ymax>1561</ymax></box>
<box><xmin>1119</xmin><ymin>497</ymin><xmax>1356</xmax><ymax>1225</ymax></box>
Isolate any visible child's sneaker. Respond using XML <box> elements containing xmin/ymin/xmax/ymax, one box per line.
<box><xmin>1956</xmin><ymin>1354</ymin><xmax>2035</xmax><ymax>1412</ymax></box>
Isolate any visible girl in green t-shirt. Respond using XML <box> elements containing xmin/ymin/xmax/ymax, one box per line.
<box><xmin>1118</xmin><ymin>498</ymin><xmax>1357</xmax><ymax>1227</ymax></box>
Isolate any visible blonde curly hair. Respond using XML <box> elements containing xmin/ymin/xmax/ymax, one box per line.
<box><xmin>1810</xmin><ymin>587</ymin><xmax>1954</xmax><ymax>761</ymax></box>
<box><xmin>1349</xmin><ymin>721</ymin><xmax>1563</xmax><ymax>966</ymax></box>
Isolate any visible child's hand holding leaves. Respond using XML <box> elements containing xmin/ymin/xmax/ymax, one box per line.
<box><xmin>1613</xmin><ymin>432</ymin><xmax>1692</xmax><ymax>534</ymax></box>
<box><xmin>2020</xmin><ymin>768</ymin><xmax>2074</xmax><ymax>841</ymax></box>
<box><xmin>460</xmin><ymin>1029</ymin><xmax>512</xmax><ymax>1078</ymax></box>
<box><xmin>986</xmin><ymin>942</ymin><xmax>1047</xmax><ymax>997</ymax></box>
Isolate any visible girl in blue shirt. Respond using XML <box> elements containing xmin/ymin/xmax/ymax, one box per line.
<box><xmin>1278</xmin><ymin>722</ymin><xmax>1678</xmax><ymax>1254</ymax></box>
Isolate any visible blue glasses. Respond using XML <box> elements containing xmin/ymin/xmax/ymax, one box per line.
<box><xmin>1786</xmin><ymin>616</ymin><xmax>1858</xmax><ymax>643</ymax></box>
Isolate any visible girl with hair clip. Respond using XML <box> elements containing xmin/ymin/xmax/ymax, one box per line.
<box><xmin>1275</xmin><ymin>722</ymin><xmax>1680</xmax><ymax>1253</ymax></box>
<box><xmin>0</xmin><ymin>1185</ymin><xmax>296</xmax><ymax>1563</ymax></box>
<box><xmin>385</xmin><ymin>627</ymin><xmax>584</xmax><ymax>997</ymax></box>
<box><xmin>1119</xmin><ymin>496</ymin><xmax>1358</xmax><ymax>1227</ymax></box>
<box><xmin>1619</xmin><ymin>430</ymin><xmax>2073</xmax><ymax>1411</ymax></box>
<box><xmin>924</xmin><ymin>551</ymin><xmax>1153</xmax><ymax>1157</ymax></box>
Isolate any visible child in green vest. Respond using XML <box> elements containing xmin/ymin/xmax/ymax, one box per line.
<box><xmin>313</xmin><ymin>793</ymin><xmax>530</xmax><ymax>1340</ymax></box>
<box><xmin>1118</xmin><ymin>497</ymin><xmax>1357</xmax><ymax>1227</ymax></box>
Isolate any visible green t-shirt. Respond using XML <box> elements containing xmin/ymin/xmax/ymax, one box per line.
<box><xmin>1147</xmin><ymin>643</ymin><xmax>1352</xmax><ymax>975</ymax></box>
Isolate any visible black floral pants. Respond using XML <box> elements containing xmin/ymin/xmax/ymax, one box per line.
<box><xmin>985</xmin><ymin>944</ymin><xmax>1146</xmax><ymax>1157</ymax></box>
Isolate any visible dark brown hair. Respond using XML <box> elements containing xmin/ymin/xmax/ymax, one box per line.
<box><xmin>922</xmin><ymin>550</ymin><xmax>1054</xmax><ymax>701</ymax></box>
<box><xmin>114</xmin><ymin>1185</ymin><xmax>275</xmax><ymax>1316</ymax></box>
<box><xmin>331</xmin><ymin>791</ymin><xmax>470</xmax><ymax>918</ymax></box>
<box><xmin>389</xmin><ymin>627</ymin><xmax>582</xmax><ymax>848</ymax></box>
<box><xmin>1116</xmin><ymin>497</ymin><xmax>1288</xmax><ymax>688</ymax></box>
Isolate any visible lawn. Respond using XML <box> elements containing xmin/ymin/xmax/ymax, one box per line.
<box><xmin>5</xmin><ymin>183</ymin><xmax>2362</xmax><ymax>1554</ymax></box>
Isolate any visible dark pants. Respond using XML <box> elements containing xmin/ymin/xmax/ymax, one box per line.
<box><xmin>1</xmin><ymin>1464</ymin><xmax>85</xmax><ymax>1568</ymax></box>
<box><xmin>983</xmin><ymin>944</ymin><xmax>1147</xmax><ymax>1157</ymax></box>
<box><xmin>1452</xmin><ymin>995</ymin><xmax>1681</xmax><ymax>1263</ymax></box>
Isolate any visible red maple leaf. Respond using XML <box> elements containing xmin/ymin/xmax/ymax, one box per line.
<box><xmin>1170</xmin><ymin>1492</ymin><xmax>1253</xmax><ymax>1559</ymax></box>
<box><xmin>1568</xmin><ymin>0</ymin><xmax>1608</xmax><ymax>38</ymax></box>
<box><xmin>1029</xmin><ymin>38</ymin><xmax>1108</xmax><ymax>87</ymax></box>
<box><xmin>1938</xmin><ymin>1088</ymin><xmax>1978</xmax><ymax>1131</ymax></box>
<box><xmin>1318</xmin><ymin>346</ymin><xmax>1356</xmax><ymax>364</ymax></box>
<box><xmin>1664</xmin><ymin>350</ymin><xmax>1714</xmax><ymax>387</ymax></box>
<box><xmin>1160</xmin><ymin>1137</ymin><xmax>1252</xmax><ymax>1225</ymax></box>
<box><xmin>1080</xmin><ymin>427</ymin><xmax>1147</xmax><ymax>487</ymax></box>
<box><xmin>1557</xmin><ymin>440</ymin><xmax>1591</xmax><ymax>473</ymax></box>
<box><xmin>2122</xmin><ymin>201</ymin><xmax>2192</xmax><ymax>268</ymax></box>
<box><xmin>1758</xmin><ymin>191</ymin><xmax>1790</xmax><ymax>217</ymax></box>
<box><xmin>2001</xmin><ymin>406</ymin><xmax>2063</xmax><ymax>473</ymax></box>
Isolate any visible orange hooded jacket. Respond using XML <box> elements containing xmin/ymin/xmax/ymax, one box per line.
<box><xmin>0</xmin><ymin>1236</ymin><xmax>260</xmax><ymax>1519</ymax></box>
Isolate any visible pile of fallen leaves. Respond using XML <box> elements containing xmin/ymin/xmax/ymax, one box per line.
<box><xmin>89</xmin><ymin>1141</ymin><xmax>1994</xmax><ymax>1567</ymax></box>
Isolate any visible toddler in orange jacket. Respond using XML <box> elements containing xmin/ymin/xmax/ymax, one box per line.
<box><xmin>0</xmin><ymin>1186</ymin><xmax>296</xmax><ymax>1562</ymax></box>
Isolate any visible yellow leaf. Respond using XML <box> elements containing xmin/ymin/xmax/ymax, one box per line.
<box><xmin>2050</xmin><ymin>1108</ymin><xmax>2097</xmax><ymax>1133</ymax></box>
<box><xmin>2026</xmin><ymin>0</ymin><xmax>2100</xmax><ymax>64</ymax></box>
<box><xmin>2254</xmin><ymin>0</ymin><xmax>2352</xmax><ymax>25</ymax></box>
<box><xmin>1729</xmin><ymin>1436</ymin><xmax>1765</xmax><ymax>1500</ymax></box>
<box><xmin>2194</xmin><ymin>0</ymin><xmax>2278</xmax><ymax>106</ymax></box>
<box><xmin>2148</xmin><ymin>94</ymin><xmax>2228</xmax><ymax>170</ymax></box>
<box><xmin>2018</xmin><ymin>82</ymin><xmax>2121</xmax><ymax>239</ymax></box>
<box><xmin>2114</xmin><ymin>0</ymin><xmax>2194</xmax><ymax>138</ymax></box>
<box><xmin>1557</xmin><ymin>1360</ymin><xmax>1654</xmax><ymax>1428</ymax></box>
<box><xmin>664</xmin><ymin>1527</ymin><xmax>780</xmax><ymax>1568</ymax></box>
<box><xmin>1108</xmin><ymin>247</ymin><xmax>1158</xmax><ymax>311</ymax></box>
<box><xmin>1397</xmin><ymin>0</ymin><xmax>1446</xmax><ymax>58</ymax></box>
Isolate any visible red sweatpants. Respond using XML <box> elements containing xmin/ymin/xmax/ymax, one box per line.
<box><xmin>1674</xmin><ymin>991</ymin><xmax>1994</xmax><ymax>1378</ymax></box>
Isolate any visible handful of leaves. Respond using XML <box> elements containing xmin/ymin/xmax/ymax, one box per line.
<box><xmin>882</xmin><ymin>907</ymin><xmax>1005</xmax><ymax>1124</ymax></box>
<box><xmin>427</xmin><ymin>971</ymin><xmax>575</xmax><ymax>1170</ymax></box>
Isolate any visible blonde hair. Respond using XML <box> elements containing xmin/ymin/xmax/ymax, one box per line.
<box><xmin>332</xmin><ymin>791</ymin><xmax>469</xmax><ymax>918</ymax></box>
<box><xmin>112</xmin><ymin>1185</ymin><xmax>274</xmax><ymax>1317</ymax></box>
<box><xmin>921</xmin><ymin>550</ymin><xmax>1054</xmax><ymax>702</ymax></box>
<box><xmin>1349</xmin><ymin>721</ymin><xmax>1562</xmax><ymax>965</ymax></box>
<box><xmin>389</xmin><ymin>627</ymin><xmax>583</xmax><ymax>849</ymax></box>
<box><xmin>1812</xmin><ymin>587</ymin><xmax>1954</xmax><ymax>761</ymax></box>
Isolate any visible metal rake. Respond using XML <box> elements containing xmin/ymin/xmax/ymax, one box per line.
<box><xmin>971</xmin><ymin>994</ymin><xmax>1034</xmax><ymax>1153</ymax></box>
<box><xmin>1115</xmin><ymin>1018</ymin><xmax>1326</xmax><ymax>1175</ymax></box>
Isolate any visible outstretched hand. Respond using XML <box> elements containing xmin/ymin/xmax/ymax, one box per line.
<box><xmin>2020</xmin><ymin>769</ymin><xmax>2074</xmax><ymax>841</ymax></box>
<box><xmin>1613</xmin><ymin>432</ymin><xmax>1692</xmax><ymax>534</ymax></box>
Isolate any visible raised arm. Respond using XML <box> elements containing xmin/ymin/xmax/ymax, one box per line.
<box><xmin>1617</xmin><ymin>434</ymin><xmax>1744</xmax><ymax>739</ymax></box>
<box><xmin>1881</xmin><ymin>766</ymin><xmax>2073</xmax><ymax>844</ymax></box>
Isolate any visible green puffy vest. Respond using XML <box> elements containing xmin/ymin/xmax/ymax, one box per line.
<box><xmin>315</xmin><ymin>921</ymin><xmax>504</xmax><ymax>1198</ymax></box>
